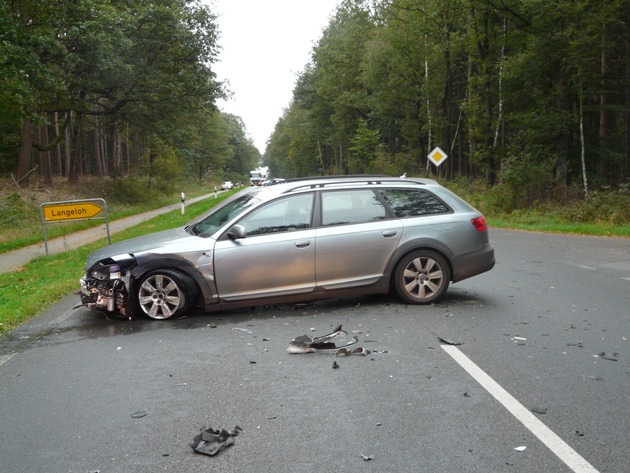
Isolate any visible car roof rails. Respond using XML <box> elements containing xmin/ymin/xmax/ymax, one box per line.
<box><xmin>283</xmin><ymin>175</ymin><xmax>429</xmax><ymax>192</ymax></box>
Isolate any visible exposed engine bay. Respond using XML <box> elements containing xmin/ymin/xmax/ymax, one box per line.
<box><xmin>80</xmin><ymin>256</ymin><xmax>135</xmax><ymax>316</ymax></box>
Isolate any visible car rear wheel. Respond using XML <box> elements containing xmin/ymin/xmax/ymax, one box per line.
<box><xmin>394</xmin><ymin>250</ymin><xmax>450</xmax><ymax>304</ymax></box>
<box><xmin>137</xmin><ymin>269</ymin><xmax>198</xmax><ymax>319</ymax></box>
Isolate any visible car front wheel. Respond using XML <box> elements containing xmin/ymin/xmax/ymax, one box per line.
<box><xmin>137</xmin><ymin>269</ymin><xmax>198</xmax><ymax>319</ymax></box>
<box><xmin>393</xmin><ymin>250</ymin><xmax>450</xmax><ymax>304</ymax></box>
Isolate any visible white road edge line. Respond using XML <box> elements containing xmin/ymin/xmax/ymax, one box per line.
<box><xmin>441</xmin><ymin>344</ymin><xmax>600</xmax><ymax>473</ymax></box>
<box><xmin>51</xmin><ymin>306</ymin><xmax>78</xmax><ymax>325</ymax></box>
<box><xmin>0</xmin><ymin>353</ymin><xmax>17</xmax><ymax>367</ymax></box>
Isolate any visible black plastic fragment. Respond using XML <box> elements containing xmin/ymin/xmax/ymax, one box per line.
<box><xmin>190</xmin><ymin>425</ymin><xmax>242</xmax><ymax>456</ymax></box>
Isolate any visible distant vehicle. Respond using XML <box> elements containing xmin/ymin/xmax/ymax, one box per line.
<box><xmin>249</xmin><ymin>167</ymin><xmax>269</xmax><ymax>186</ymax></box>
<box><xmin>80</xmin><ymin>175</ymin><xmax>495</xmax><ymax>320</ymax></box>
<box><xmin>221</xmin><ymin>181</ymin><xmax>233</xmax><ymax>190</ymax></box>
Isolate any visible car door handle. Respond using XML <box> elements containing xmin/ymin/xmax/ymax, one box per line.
<box><xmin>295</xmin><ymin>240</ymin><xmax>311</xmax><ymax>248</ymax></box>
<box><xmin>382</xmin><ymin>230</ymin><xmax>398</xmax><ymax>238</ymax></box>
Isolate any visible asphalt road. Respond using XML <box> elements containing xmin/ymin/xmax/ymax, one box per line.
<box><xmin>0</xmin><ymin>229</ymin><xmax>628</xmax><ymax>473</ymax></box>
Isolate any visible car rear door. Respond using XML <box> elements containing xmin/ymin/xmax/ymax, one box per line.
<box><xmin>213</xmin><ymin>193</ymin><xmax>316</xmax><ymax>301</ymax></box>
<box><xmin>315</xmin><ymin>189</ymin><xmax>402</xmax><ymax>290</ymax></box>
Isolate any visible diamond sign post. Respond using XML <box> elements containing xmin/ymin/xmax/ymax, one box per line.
<box><xmin>428</xmin><ymin>146</ymin><xmax>448</xmax><ymax>167</ymax></box>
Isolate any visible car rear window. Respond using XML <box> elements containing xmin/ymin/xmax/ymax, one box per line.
<box><xmin>381</xmin><ymin>189</ymin><xmax>451</xmax><ymax>217</ymax></box>
<box><xmin>321</xmin><ymin>189</ymin><xmax>387</xmax><ymax>225</ymax></box>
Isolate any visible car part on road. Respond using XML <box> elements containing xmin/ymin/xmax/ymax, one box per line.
<box><xmin>287</xmin><ymin>324</ymin><xmax>359</xmax><ymax>353</ymax></box>
<box><xmin>190</xmin><ymin>425</ymin><xmax>242</xmax><ymax>456</ymax></box>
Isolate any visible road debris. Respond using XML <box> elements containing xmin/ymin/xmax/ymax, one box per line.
<box><xmin>578</xmin><ymin>374</ymin><xmax>603</xmax><ymax>381</ymax></box>
<box><xmin>336</xmin><ymin>347</ymin><xmax>371</xmax><ymax>356</ymax></box>
<box><xmin>287</xmin><ymin>325</ymin><xmax>358</xmax><ymax>353</ymax></box>
<box><xmin>514</xmin><ymin>446</ymin><xmax>527</xmax><ymax>452</ymax></box>
<box><xmin>437</xmin><ymin>337</ymin><xmax>462</xmax><ymax>346</ymax></box>
<box><xmin>130</xmin><ymin>410</ymin><xmax>147</xmax><ymax>419</ymax></box>
<box><xmin>531</xmin><ymin>406</ymin><xmax>547</xmax><ymax>415</ymax></box>
<box><xmin>361</xmin><ymin>453</ymin><xmax>375</xmax><ymax>461</ymax></box>
<box><xmin>190</xmin><ymin>425</ymin><xmax>242</xmax><ymax>456</ymax></box>
<box><xmin>594</xmin><ymin>352</ymin><xmax>618</xmax><ymax>361</ymax></box>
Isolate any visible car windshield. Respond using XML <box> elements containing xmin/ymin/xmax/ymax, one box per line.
<box><xmin>190</xmin><ymin>194</ymin><xmax>260</xmax><ymax>237</ymax></box>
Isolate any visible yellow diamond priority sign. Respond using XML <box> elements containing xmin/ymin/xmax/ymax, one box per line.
<box><xmin>428</xmin><ymin>146</ymin><xmax>448</xmax><ymax>167</ymax></box>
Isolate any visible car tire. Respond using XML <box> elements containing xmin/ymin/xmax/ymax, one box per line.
<box><xmin>136</xmin><ymin>269</ymin><xmax>198</xmax><ymax>319</ymax></box>
<box><xmin>393</xmin><ymin>250</ymin><xmax>450</xmax><ymax>304</ymax></box>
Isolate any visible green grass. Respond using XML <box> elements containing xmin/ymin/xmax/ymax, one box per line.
<box><xmin>0</xmin><ymin>189</ymin><xmax>212</xmax><ymax>254</ymax></box>
<box><xmin>0</xmin><ymin>192</ymin><xmax>234</xmax><ymax>334</ymax></box>
<box><xmin>488</xmin><ymin>217</ymin><xmax>630</xmax><ymax>237</ymax></box>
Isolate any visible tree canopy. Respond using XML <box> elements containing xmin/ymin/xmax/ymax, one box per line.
<box><xmin>265</xmin><ymin>0</ymin><xmax>630</xmax><ymax>199</ymax></box>
<box><xmin>1</xmin><ymin>0</ymin><xmax>259</xmax><ymax>186</ymax></box>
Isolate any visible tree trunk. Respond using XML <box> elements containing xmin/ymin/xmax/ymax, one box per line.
<box><xmin>598</xmin><ymin>31</ymin><xmax>610</xmax><ymax>180</ymax></box>
<box><xmin>40</xmin><ymin>122</ymin><xmax>52</xmax><ymax>186</ymax></box>
<box><xmin>579</xmin><ymin>83</ymin><xmax>588</xmax><ymax>199</ymax></box>
<box><xmin>17</xmin><ymin>119</ymin><xmax>34</xmax><ymax>185</ymax></box>
<box><xmin>54</xmin><ymin>112</ymin><xmax>63</xmax><ymax>176</ymax></box>
<box><xmin>93</xmin><ymin>115</ymin><xmax>104</xmax><ymax>177</ymax></box>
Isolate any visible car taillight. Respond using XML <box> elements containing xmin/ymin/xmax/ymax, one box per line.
<box><xmin>471</xmin><ymin>216</ymin><xmax>488</xmax><ymax>232</ymax></box>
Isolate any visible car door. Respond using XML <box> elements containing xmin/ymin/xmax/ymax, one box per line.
<box><xmin>213</xmin><ymin>193</ymin><xmax>316</xmax><ymax>301</ymax></box>
<box><xmin>315</xmin><ymin>189</ymin><xmax>402</xmax><ymax>290</ymax></box>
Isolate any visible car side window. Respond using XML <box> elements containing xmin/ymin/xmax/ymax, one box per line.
<box><xmin>381</xmin><ymin>189</ymin><xmax>451</xmax><ymax>217</ymax></box>
<box><xmin>321</xmin><ymin>189</ymin><xmax>387</xmax><ymax>226</ymax></box>
<box><xmin>239</xmin><ymin>194</ymin><xmax>314</xmax><ymax>236</ymax></box>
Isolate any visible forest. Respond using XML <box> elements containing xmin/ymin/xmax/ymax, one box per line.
<box><xmin>1</xmin><ymin>0</ymin><xmax>260</xmax><ymax>192</ymax></box>
<box><xmin>265</xmin><ymin>0</ymin><xmax>630</xmax><ymax>211</ymax></box>
<box><xmin>1</xmin><ymin>0</ymin><xmax>630</xmax><ymax>218</ymax></box>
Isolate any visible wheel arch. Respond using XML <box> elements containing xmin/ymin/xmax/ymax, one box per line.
<box><xmin>385</xmin><ymin>240</ymin><xmax>455</xmax><ymax>288</ymax></box>
<box><xmin>127</xmin><ymin>255</ymin><xmax>211</xmax><ymax>314</ymax></box>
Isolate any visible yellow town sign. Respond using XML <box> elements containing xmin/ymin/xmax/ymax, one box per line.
<box><xmin>41</xmin><ymin>201</ymin><xmax>105</xmax><ymax>222</ymax></box>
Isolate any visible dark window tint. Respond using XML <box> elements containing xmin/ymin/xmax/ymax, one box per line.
<box><xmin>322</xmin><ymin>189</ymin><xmax>387</xmax><ymax>226</ymax></box>
<box><xmin>381</xmin><ymin>189</ymin><xmax>450</xmax><ymax>217</ymax></box>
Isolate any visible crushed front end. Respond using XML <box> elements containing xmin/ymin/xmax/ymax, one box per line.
<box><xmin>79</xmin><ymin>255</ymin><xmax>136</xmax><ymax>316</ymax></box>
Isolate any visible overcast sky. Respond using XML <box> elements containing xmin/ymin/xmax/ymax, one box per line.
<box><xmin>208</xmin><ymin>0</ymin><xmax>340</xmax><ymax>154</ymax></box>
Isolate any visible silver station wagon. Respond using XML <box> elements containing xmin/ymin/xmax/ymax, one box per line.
<box><xmin>80</xmin><ymin>176</ymin><xmax>495</xmax><ymax>319</ymax></box>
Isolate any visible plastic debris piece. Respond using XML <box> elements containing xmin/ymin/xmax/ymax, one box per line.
<box><xmin>578</xmin><ymin>374</ymin><xmax>603</xmax><ymax>381</ymax></box>
<box><xmin>595</xmin><ymin>352</ymin><xmax>618</xmax><ymax>361</ymax></box>
<box><xmin>190</xmin><ymin>425</ymin><xmax>242</xmax><ymax>456</ymax></box>
<box><xmin>361</xmin><ymin>453</ymin><xmax>375</xmax><ymax>461</ymax></box>
<box><xmin>438</xmin><ymin>337</ymin><xmax>462</xmax><ymax>346</ymax></box>
<box><xmin>232</xmin><ymin>328</ymin><xmax>252</xmax><ymax>333</ymax></box>
<box><xmin>131</xmin><ymin>410</ymin><xmax>147</xmax><ymax>419</ymax></box>
<box><xmin>287</xmin><ymin>325</ymin><xmax>358</xmax><ymax>353</ymax></box>
<box><xmin>531</xmin><ymin>406</ymin><xmax>547</xmax><ymax>414</ymax></box>
<box><xmin>332</xmin><ymin>361</ymin><xmax>339</xmax><ymax>369</ymax></box>
<box><xmin>514</xmin><ymin>446</ymin><xmax>527</xmax><ymax>452</ymax></box>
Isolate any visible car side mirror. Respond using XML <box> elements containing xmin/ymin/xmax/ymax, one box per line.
<box><xmin>227</xmin><ymin>224</ymin><xmax>246</xmax><ymax>240</ymax></box>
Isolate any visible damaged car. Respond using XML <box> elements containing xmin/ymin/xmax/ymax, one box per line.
<box><xmin>80</xmin><ymin>175</ymin><xmax>495</xmax><ymax>320</ymax></box>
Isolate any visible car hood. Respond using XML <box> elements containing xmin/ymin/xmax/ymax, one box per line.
<box><xmin>85</xmin><ymin>226</ymin><xmax>210</xmax><ymax>270</ymax></box>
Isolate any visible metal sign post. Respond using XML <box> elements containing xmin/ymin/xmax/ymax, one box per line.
<box><xmin>39</xmin><ymin>198</ymin><xmax>110</xmax><ymax>255</ymax></box>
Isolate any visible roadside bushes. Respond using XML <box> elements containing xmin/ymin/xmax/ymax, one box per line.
<box><xmin>562</xmin><ymin>184</ymin><xmax>630</xmax><ymax>225</ymax></box>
